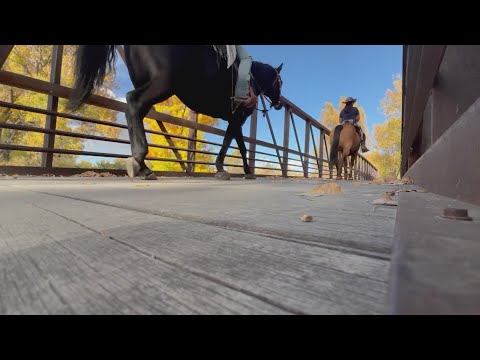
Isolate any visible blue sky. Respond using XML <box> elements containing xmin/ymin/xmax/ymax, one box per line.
<box><xmin>244</xmin><ymin>45</ymin><xmax>402</xmax><ymax>134</ymax></box>
<box><xmin>82</xmin><ymin>45</ymin><xmax>402</xmax><ymax>165</ymax></box>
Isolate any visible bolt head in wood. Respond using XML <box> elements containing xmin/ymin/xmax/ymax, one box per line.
<box><xmin>442</xmin><ymin>208</ymin><xmax>473</xmax><ymax>221</ymax></box>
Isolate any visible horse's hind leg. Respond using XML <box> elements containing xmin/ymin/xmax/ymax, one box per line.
<box><xmin>125</xmin><ymin>76</ymin><xmax>172</xmax><ymax>180</ymax></box>
<box><xmin>349</xmin><ymin>154</ymin><xmax>357</xmax><ymax>180</ymax></box>
<box><xmin>215</xmin><ymin>124</ymin><xmax>235</xmax><ymax>180</ymax></box>
<box><xmin>336</xmin><ymin>152</ymin><xmax>343</xmax><ymax>180</ymax></box>
<box><xmin>343</xmin><ymin>154</ymin><xmax>349</xmax><ymax>179</ymax></box>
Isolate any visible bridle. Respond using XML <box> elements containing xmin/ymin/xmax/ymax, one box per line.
<box><xmin>252</xmin><ymin>68</ymin><xmax>283</xmax><ymax>115</ymax></box>
<box><xmin>230</xmin><ymin>63</ymin><xmax>283</xmax><ymax>115</ymax></box>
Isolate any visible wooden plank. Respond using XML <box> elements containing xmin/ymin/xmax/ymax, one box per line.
<box><xmin>0</xmin><ymin>45</ymin><xmax>14</xmax><ymax>68</ymax></box>
<box><xmin>17</xmin><ymin>178</ymin><xmax>396</xmax><ymax>255</ymax></box>
<box><xmin>41</xmin><ymin>45</ymin><xmax>64</xmax><ymax>168</ymax></box>
<box><xmin>5</xmin><ymin>187</ymin><xmax>390</xmax><ymax>314</ymax></box>
<box><xmin>0</xmin><ymin>187</ymin><xmax>288</xmax><ymax>315</ymax></box>
<box><xmin>389</xmin><ymin>190</ymin><xmax>480</xmax><ymax>314</ymax></box>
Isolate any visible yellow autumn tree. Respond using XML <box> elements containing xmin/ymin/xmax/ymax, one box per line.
<box><xmin>226</xmin><ymin>149</ymin><xmax>245</xmax><ymax>174</ymax></box>
<box><xmin>319</xmin><ymin>96</ymin><xmax>370</xmax><ymax>147</ymax></box>
<box><xmin>379</xmin><ymin>74</ymin><xmax>402</xmax><ymax>118</ymax></box>
<box><xmin>365</xmin><ymin>74</ymin><xmax>402</xmax><ymax>179</ymax></box>
<box><xmin>146</xmin><ymin>96</ymin><xmax>220</xmax><ymax>172</ymax></box>
<box><xmin>0</xmin><ymin>45</ymin><xmax>120</xmax><ymax>167</ymax></box>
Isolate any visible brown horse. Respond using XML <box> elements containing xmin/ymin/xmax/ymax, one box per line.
<box><xmin>329</xmin><ymin>122</ymin><xmax>361</xmax><ymax>180</ymax></box>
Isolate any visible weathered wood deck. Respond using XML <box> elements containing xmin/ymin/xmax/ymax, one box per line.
<box><xmin>0</xmin><ymin>176</ymin><xmax>398</xmax><ymax>315</ymax></box>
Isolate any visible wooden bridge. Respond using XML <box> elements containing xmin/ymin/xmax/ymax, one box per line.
<box><xmin>0</xmin><ymin>45</ymin><xmax>479</xmax><ymax>314</ymax></box>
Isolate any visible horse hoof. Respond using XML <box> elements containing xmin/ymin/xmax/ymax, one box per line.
<box><xmin>244</xmin><ymin>174</ymin><xmax>256</xmax><ymax>180</ymax></box>
<box><xmin>126</xmin><ymin>157</ymin><xmax>140</xmax><ymax>178</ymax></box>
<box><xmin>336</xmin><ymin>176</ymin><xmax>342</xmax><ymax>180</ymax></box>
<box><xmin>141</xmin><ymin>172</ymin><xmax>157</xmax><ymax>181</ymax></box>
<box><xmin>215</xmin><ymin>171</ymin><xmax>231</xmax><ymax>181</ymax></box>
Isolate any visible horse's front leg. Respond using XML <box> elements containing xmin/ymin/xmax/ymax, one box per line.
<box><xmin>233</xmin><ymin>125</ymin><xmax>255</xmax><ymax>180</ymax></box>
<box><xmin>215</xmin><ymin>124</ymin><xmax>235</xmax><ymax>180</ymax></box>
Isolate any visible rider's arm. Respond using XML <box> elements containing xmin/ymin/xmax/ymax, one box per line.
<box><xmin>354</xmin><ymin>108</ymin><xmax>360</xmax><ymax>123</ymax></box>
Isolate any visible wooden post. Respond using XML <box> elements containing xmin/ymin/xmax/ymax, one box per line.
<box><xmin>290</xmin><ymin>113</ymin><xmax>305</xmax><ymax>172</ymax></box>
<box><xmin>187</xmin><ymin>110</ymin><xmax>198</xmax><ymax>174</ymax></box>
<box><xmin>260</xmin><ymin>96</ymin><xmax>283</xmax><ymax>171</ymax></box>
<box><xmin>248</xmin><ymin>108</ymin><xmax>258</xmax><ymax>174</ymax></box>
<box><xmin>318</xmin><ymin>130</ymin><xmax>325</xmax><ymax>178</ymax></box>
<box><xmin>309</xmin><ymin>125</ymin><xmax>321</xmax><ymax>178</ymax></box>
<box><xmin>41</xmin><ymin>45</ymin><xmax>63</xmax><ymax>169</ymax></box>
<box><xmin>282</xmin><ymin>106</ymin><xmax>290</xmax><ymax>177</ymax></box>
<box><xmin>304</xmin><ymin>121</ymin><xmax>310</xmax><ymax>178</ymax></box>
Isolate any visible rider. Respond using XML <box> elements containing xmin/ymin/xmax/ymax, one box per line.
<box><xmin>228</xmin><ymin>45</ymin><xmax>257</xmax><ymax>110</ymax></box>
<box><xmin>339</xmin><ymin>97</ymin><xmax>369</xmax><ymax>153</ymax></box>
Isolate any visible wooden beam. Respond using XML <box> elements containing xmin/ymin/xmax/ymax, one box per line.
<box><xmin>187</xmin><ymin>110</ymin><xmax>198</xmax><ymax>174</ymax></box>
<box><xmin>304</xmin><ymin>121</ymin><xmax>310</xmax><ymax>178</ymax></box>
<box><xmin>318</xmin><ymin>130</ymin><xmax>325</xmax><ymax>178</ymax></box>
<box><xmin>309</xmin><ymin>124</ymin><xmax>321</xmax><ymax>177</ymax></box>
<box><xmin>405</xmin><ymin>97</ymin><xmax>480</xmax><ymax>206</ymax></box>
<box><xmin>282</xmin><ymin>106</ymin><xmax>290</xmax><ymax>177</ymax></box>
<box><xmin>248</xmin><ymin>109</ymin><xmax>258</xmax><ymax>173</ymax></box>
<box><xmin>402</xmin><ymin>45</ymin><xmax>446</xmax><ymax>173</ymax></box>
<box><xmin>260</xmin><ymin>95</ymin><xmax>283</xmax><ymax>172</ymax></box>
<box><xmin>41</xmin><ymin>45</ymin><xmax>64</xmax><ymax>168</ymax></box>
<box><xmin>290</xmin><ymin>112</ymin><xmax>305</xmax><ymax>172</ymax></box>
<box><xmin>155</xmin><ymin>120</ymin><xmax>187</xmax><ymax>171</ymax></box>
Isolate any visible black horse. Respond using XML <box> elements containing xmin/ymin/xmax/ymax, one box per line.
<box><xmin>68</xmin><ymin>45</ymin><xmax>284</xmax><ymax>180</ymax></box>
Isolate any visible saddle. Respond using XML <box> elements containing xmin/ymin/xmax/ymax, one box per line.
<box><xmin>211</xmin><ymin>45</ymin><xmax>237</xmax><ymax>69</ymax></box>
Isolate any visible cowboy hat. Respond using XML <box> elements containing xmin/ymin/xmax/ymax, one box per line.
<box><xmin>343</xmin><ymin>97</ymin><xmax>357</xmax><ymax>104</ymax></box>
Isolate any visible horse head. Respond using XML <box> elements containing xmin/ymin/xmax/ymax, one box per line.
<box><xmin>251</xmin><ymin>62</ymin><xmax>284</xmax><ymax>110</ymax></box>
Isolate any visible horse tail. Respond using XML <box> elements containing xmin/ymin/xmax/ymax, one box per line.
<box><xmin>329</xmin><ymin>125</ymin><xmax>343</xmax><ymax>165</ymax></box>
<box><xmin>68</xmin><ymin>45</ymin><xmax>117</xmax><ymax>111</ymax></box>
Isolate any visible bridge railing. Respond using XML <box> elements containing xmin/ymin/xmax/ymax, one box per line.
<box><xmin>0</xmin><ymin>45</ymin><xmax>377</xmax><ymax>180</ymax></box>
